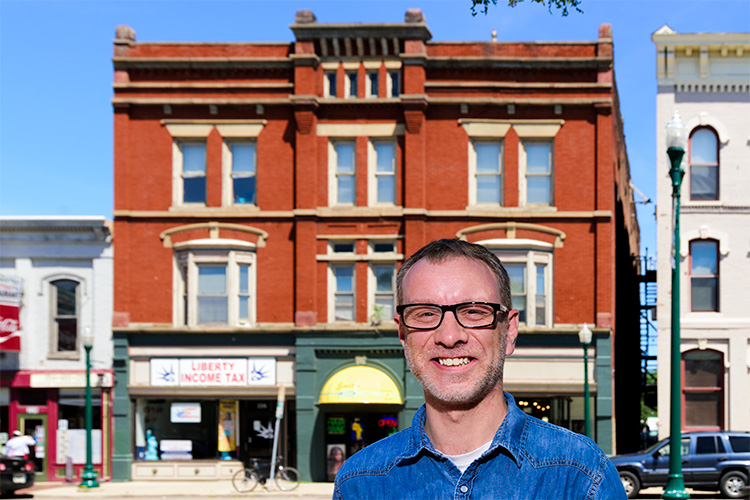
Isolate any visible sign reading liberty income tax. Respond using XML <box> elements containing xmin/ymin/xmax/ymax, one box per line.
<box><xmin>150</xmin><ymin>358</ymin><xmax>276</xmax><ymax>387</ymax></box>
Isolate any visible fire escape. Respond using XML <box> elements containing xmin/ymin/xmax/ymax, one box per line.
<box><xmin>639</xmin><ymin>252</ymin><xmax>657</xmax><ymax>410</ymax></box>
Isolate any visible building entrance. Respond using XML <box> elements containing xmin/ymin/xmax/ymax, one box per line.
<box><xmin>324</xmin><ymin>411</ymin><xmax>398</xmax><ymax>481</ymax></box>
<box><xmin>18</xmin><ymin>413</ymin><xmax>46</xmax><ymax>480</ymax></box>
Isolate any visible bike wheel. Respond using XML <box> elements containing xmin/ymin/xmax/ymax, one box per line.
<box><xmin>232</xmin><ymin>468</ymin><xmax>259</xmax><ymax>493</ymax></box>
<box><xmin>275</xmin><ymin>466</ymin><xmax>300</xmax><ymax>491</ymax></box>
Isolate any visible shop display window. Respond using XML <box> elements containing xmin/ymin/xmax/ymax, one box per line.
<box><xmin>324</xmin><ymin>412</ymin><xmax>397</xmax><ymax>481</ymax></box>
<box><xmin>135</xmin><ymin>400</ymin><xmax>219</xmax><ymax>460</ymax></box>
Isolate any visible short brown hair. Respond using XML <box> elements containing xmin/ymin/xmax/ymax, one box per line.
<box><xmin>396</xmin><ymin>238</ymin><xmax>511</xmax><ymax>308</ymax></box>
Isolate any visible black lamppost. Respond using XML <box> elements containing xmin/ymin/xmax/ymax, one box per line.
<box><xmin>79</xmin><ymin>330</ymin><xmax>99</xmax><ymax>489</ymax></box>
<box><xmin>578</xmin><ymin>323</ymin><xmax>592</xmax><ymax>439</ymax></box>
<box><xmin>662</xmin><ymin>111</ymin><xmax>689</xmax><ymax>500</ymax></box>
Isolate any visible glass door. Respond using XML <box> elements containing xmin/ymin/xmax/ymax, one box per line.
<box><xmin>18</xmin><ymin>413</ymin><xmax>47</xmax><ymax>480</ymax></box>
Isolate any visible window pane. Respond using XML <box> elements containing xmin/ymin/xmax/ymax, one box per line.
<box><xmin>239</xmin><ymin>296</ymin><xmax>249</xmax><ymax>320</ymax></box>
<box><xmin>335</xmin><ymin>267</ymin><xmax>354</xmax><ymax>293</ymax></box>
<box><xmin>332</xmin><ymin>242</ymin><xmax>355</xmax><ymax>253</ymax></box>
<box><xmin>198</xmin><ymin>296</ymin><xmax>228</xmax><ymax>323</ymax></box>
<box><xmin>233</xmin><ymin>177</ymin><xmax>256</xmax><ymax>204</ymax></box>
<box><xmin>691</xmin><ymin>165</ymin><xmax>718</xmax><ymax>200</ymax></box>
<box><xmin>198</xmin><ymin>266</ymin><xmax>226</xmax><ymax>294</ymax></box>
<box><xmin>476</xmin><ymin>176</ymin><xmax>500</xmax><ymax>204</ymax></box>
<box><xmin>390</xmin><ymin>71</ymin><xmax>399</xmax><ymax>97</ymax></box>
<box><xmin>536</xmin><ymin>265</ymin><xmax>545</xmax><ymax>292</ymax></box>
<box><xmin>327</xmin><ymin>72</ymin><xmax>337</xmax><ymax>97</ymax></box>
<box><xmin>515</xmin><ymin>297</ymin><xmax>527</xmax><ymax>324</ymax></box>
<box><xmin>231</xmin><ymin>143</ymin><xmax>256</xmax><ymax>174</ymax></box>
<box><xmin>691</xmin><ymin>277</ymin><xmax>717</xmax><ymax>311</ymax></box>
<box><xmin>182</xmin><ymin>144</ymin><xmax>206</xmax><ymax>173</ymax></box>
<box><xmin>685</xmin><ymin>392</ymin><xmax>721</xmax><ymax>427</ymax></box>
<box><xmin>691</xmin><ymin>129</ymin><xmax>718</xmax><ymax>164</ymax></box>
<box><xmin>691</xmin><ymin>241</ymin><xmax>717</xmax><ymax>274</ymax></box>
<box><xmin>335</xmin><ymin>296</ymin><xmax>354</xmax><ymax>321</ymax></box>
<box><xmin>684</xmin><ymin>351</ymin><xmax>722</xmax><ymax>388</ymax></box>
<box><xmin>475</xmin><ymin>143</ymin><xmax>500</xmax><ymax>174</ymax></box>
<box><xmin>372</xmin><ymin>242</ymin><xmax>393</xmax><ymax>253</ymax></box>
<box><xmin>377</xmin><ymin>176</ymin><xmax>395</xmax><ymax>204</ymax></box>
<box><xmin>336</xmin><ymin>143</ymin><xmax>355</xmax><ymax>173</ymax></box>
<box><xmin>56</xmin><ymin>318</ymin><xmax>77</xmax><ymax>351</ymax></box>
<box><xmin>696</xmin><ymin>436</ymin><xmax>717</xmax><ymax>454</ymax></box>
<box><xmin>376</xmin><ymin>143</ymin><xmax>394</xmax><ymax>173</ymax></box>
<box><xmin>506</xmin><ymin>265</ymin><xmax>525</xmax><ymax>295</ymax></box>
<box><xmin>527</xmin><ymin>177</ymin><xmax>551</xmax><ymax>205</ymax></box>
<box><xmin>729</xmin><ymin>436</ymin><xmax>750</xmax><ymax>453</ymax></box>
<box><xmin>374</xmin><ymin>266</ymin><xmax>394</xmax><ymax>292</ymax></box>
<box><xmin>56</xmin><ymin>281</ymin><xmax>77</xmax><ymax>316</ymax></box>
<box><xmin>337</xmin><ymin>176</ymin><xmax>355</xmax><ymax>204</ymax></box>
<box><xmin>239</xmin><ymin>265</ymin><xmax>249</xmax><ymax>294</ymax></box>
<box><xmin>348</xmin><ymin>73</ymin><xmax>357</xmax><ymax>97</ymax></box>
<box><xmin>369</xmin><ymin>72</ymin><xmax>379</xmax><ymax>96</ymax></box>
<box><xmin>375</xmin><ymin>295</ymin><xmax>394</xmax><ymax>320</ymax></box>
<box><xmin>526</xmin><ymin>143</ymin><xmax>551</xmax><ymax>174</ymax></box>
<box><xmin>184</xmin><ymin>177</ymin><xmax>206</xmax><ymax>203</ymax></box>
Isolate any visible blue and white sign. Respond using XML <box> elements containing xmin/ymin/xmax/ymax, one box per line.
<box><xmin>248</xmin><ymin>358</ymin><xmax>276</xmax><ymax>386</ymax></box>
<box><xmin>149</xmin><ymin>357</ymin><xmax>276</xmax><ymax>387</ymax></box>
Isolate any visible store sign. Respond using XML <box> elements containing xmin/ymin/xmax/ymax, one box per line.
<box><xmin>171</xmin><ymin>402</ymin><xmax>201</xmax><ymax>423</ymax></box>
<box><xmin>150</xmin><ymin>357</ymin><xmax>276</xmax><ymax>387</ymax></box>
<box><xmin>0</xmin><ymin>276</ymin><xmax>22</xmax><ymax>352</ymax></box>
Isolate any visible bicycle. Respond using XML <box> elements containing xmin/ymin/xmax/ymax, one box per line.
<box><xmin>232</xmin><ymin>456</ymin><xmax>300</xmax><ymax>492</ymax></box>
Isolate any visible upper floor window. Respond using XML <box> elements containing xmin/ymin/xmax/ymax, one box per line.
<box><xmin>176</xmin><ymin>249</ymin><xmax>256</xmax><ymax>327</ymax></box>
<box><xmin>178</xmin><ymin>141</ymin><xmax>207</xmax><ymax>204</ymax></box>
<box><xmin>683</xmin><ymin>349</ymin><xmax>723</xmax><ymax>430</ymax></box>
<box><xmin>371</xmin><ymin>264</ymin><xmax>396</xmax><ymax>324</ymax></box>
<box><xmin>347</xmin><ymin>72</ymin><xmax>358</xmax><ymax>98</ymax></box>
<box><xmin>367</xmin><ymin>71</ymin><xmax>379</xmax><ymax>98</ymax></box>
<box><xmin>50</xmin><ymin>279</ymin><xmax>79</xmax><ymax>354</ymax></box>
<box><xmin>331</xmin><ymin>265</ymin><xmax>355</xmax><ymax>322</ymax></box>
<box><xmin>369</xmin><ymin>141</ymin><xmax>396</xmax><ymax>205</ymax></box>
<box><xmin>388</xmin><ymin>71</ymin><xmax>400</xmax><ymax>98</ymax></box>
<box><xmin>690</xmin><ymin>240</ymin><xmax>719</xmax><ymax>312</ymax></box>
<box><xmin>330</xmin><ymin>141</ymin><xmax>356</xmax><ymax>205</ymax></box>
<box><xmin>325</xmin><ymin>71</ymin><xmax>337</xmax><ymax>98</ymax></box>
<box><xmin>493</xmin><ymin>246</ymin><xmax>552</xmax><ymax>327</ymax></box>
<box><xmin>226</xmin><ymin>141</ymin><xmax>257</xmax><ymax>205</ymax></box>
<box><xmin>689</xmin><ymin>127</ymin><xmax>719</xmax><ymax>200</ymax></box>
<box><xmin>521</xmin><ymin>140</ymin><xmax>553</xmax><ymax>206</ymax></box>
<box><xmin>470</xmin><ymin>141</ymin><xmax>503</xmax><ymax>205</ymax></box>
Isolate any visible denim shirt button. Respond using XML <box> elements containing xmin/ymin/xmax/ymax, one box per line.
<box><xmin>460</xmin><ymin>485</ymin><xmax>468</xmax><ymax>493</ymax></box>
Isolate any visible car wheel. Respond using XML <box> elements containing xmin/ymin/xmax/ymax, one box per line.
<box><xmin>619</xmin><ymin>471</ymin><xmax>640</xmax><ymax>499</ymax></box>
<box><xmin>720</xmin><ymin>470</ymin><xmax>748</xmax><ymax>499</ymax></box>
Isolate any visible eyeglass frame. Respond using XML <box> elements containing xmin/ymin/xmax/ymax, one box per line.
<box><xmin>396</xmin><ymin>301</ymin><xmax>510</xmax><ymax>331</ymax></box>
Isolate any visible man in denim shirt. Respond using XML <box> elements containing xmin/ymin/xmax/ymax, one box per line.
<box><xmin>333</xmin><ymin>239</ymin><xmax>626</xmax><ymax>499</ymax></box>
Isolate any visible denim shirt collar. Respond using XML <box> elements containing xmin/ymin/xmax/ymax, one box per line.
<box><xmin>399</xmin><ymin>391</ymin><xmax>524</xmax><ymax>468</ymax></box>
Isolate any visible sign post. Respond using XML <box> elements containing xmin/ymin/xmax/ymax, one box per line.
<box><xmin>268</xmin><ymin>385</ymin><xmax>286</xmax><ymax>490</ymax></box>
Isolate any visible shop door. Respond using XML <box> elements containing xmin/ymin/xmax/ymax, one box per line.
<box><xmin>324</xmin><ymin>412</ymin><xmax>398</xmax><ymax>481</ymax></box>
<box><xmin>18</xmin><ymin>413</ymin><xmax>47</xmax><ymax>480</ymax></box>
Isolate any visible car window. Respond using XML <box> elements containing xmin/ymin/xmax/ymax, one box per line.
<box><xmin>656</xmin><ymin>438</ymin><xmax>690</xmax><ymax>458</ymax></box>
<box><xmin>729</xmin><ymin>436</ymin><xmax>750</xmax><ymax>453</ymax></box>
<box><xmin>696</xmin><ymin>436</ymin><xmax>717</xmax><ymax>454</ymax></box>
<box><xmin>717</xmin><ymin>437</ymin><xmax>725</xmax><ymax>453</ymax></box>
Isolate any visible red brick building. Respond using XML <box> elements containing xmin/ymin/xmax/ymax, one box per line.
<box><xmin>111</xmin><ymin>9</ymin><xmax>640</xmax><ymax>482</ymax></box>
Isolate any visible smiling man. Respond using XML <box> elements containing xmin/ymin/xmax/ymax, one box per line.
<box><xmin>333</xmin><ymin>239</ymin><xmax>625</xmax><ymax>499</ymax></box>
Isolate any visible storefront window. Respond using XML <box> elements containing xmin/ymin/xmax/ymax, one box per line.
<box><xmin>136</xmin><ymin>400</ymin><xmax>218</xmax><ymax>460</ymax></box>
<box><xmin>58</xmin><ymin>389</ymin><xmax>102</xmax><ymax>429</ymax></box>
<box><xmin>324</xmin><ymin>413</ymin><xmax>397</xmax><ymax>481</ymax></box>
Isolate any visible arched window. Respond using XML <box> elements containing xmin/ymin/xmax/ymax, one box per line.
<box><xmin>682</xmin><ymin>349</ymin><xmax>723</xmax><ymax>430</ymax></box>
<box><xmin>50</xmin><ymin>279</ymin><xmax>80</xmax><ymax>354</ymax></box>
<box><xmin>689</xmin><ymin>127</ymin><xmax>719</xmax><ymax>200</ymax></box>
<box><xmin>689</xmin><ymin>239</ymin><xmax>719</xmax><ymax>312</ymax></box>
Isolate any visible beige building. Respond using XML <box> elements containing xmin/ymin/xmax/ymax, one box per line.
<box><xmin>653</xmin><ymin>26</ymin><xmax>750</xmax><ymax>436</ymax></box>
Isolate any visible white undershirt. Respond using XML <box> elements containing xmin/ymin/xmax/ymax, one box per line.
<box><xmin>444</xmin><ymin>440</ymin><xmax>493</xmax><ymax>473</ymax></box>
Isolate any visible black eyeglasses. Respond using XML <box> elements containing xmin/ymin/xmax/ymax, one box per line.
<box><xmin>396</xmin><ymin>302</ymin><xmax>509</xmax><ymax>330</ymax></box>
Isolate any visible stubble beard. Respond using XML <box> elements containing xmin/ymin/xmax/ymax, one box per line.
<box><xmin>404</xmin><ymin>330</ymin><xmax>508</xmax><ymax>411</ymax></box>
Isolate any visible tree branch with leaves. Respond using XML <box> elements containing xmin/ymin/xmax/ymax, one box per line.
<box><xmin>471</xmin><ymin>0</ymin><xmax>583</xmax><ymax>17</ymax></box>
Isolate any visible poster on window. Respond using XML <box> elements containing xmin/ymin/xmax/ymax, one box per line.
<box><xmin>171</xmin><ymin>402</ymin><xmax>201</xmax><ymax>423</ymax></box>
<box><xmin>56</xmin><ymin>429</ymin><xmax>102</xmax><ymax>464</ymax></box>
<box><xmin>218</xmin><ymin>400</ymin><xmax>238</xmax><ymax>458</ymax></box>
<box><xmin>0</xmin><ymin>275</ymin><xmax>22</xmax><ymax>352</ymax></box>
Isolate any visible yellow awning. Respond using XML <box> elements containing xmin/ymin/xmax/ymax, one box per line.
<box><xmin>319</xmin><ymin>365</ymin><xmax>402</xmax><ymax>405</ymax></box>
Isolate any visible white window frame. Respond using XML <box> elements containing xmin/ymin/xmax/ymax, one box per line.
<box><xmin>469</xmin><ymin>139</ymin><xmax>504</xmax><ymax>206</ymax></box>
<box><xmin>173</xmin><ymin>139</ymin><xmax>207</xmax><ymax>206</ymax></box>
<box><xmin>367</xmin><ymin>239</ymin><xmax>397</xmax><ymax>325</ymax></box>
<box><xmin>368</xmin><ymin>139</ymin><xmax>396</xmax><ymax>206</ymax></box>
<box><xmin>329</xmin><ymin>140</ymin><xmax>357</xmax><ymax>206</ymax></box>
<box><xmin>222</xmin><ymin>140</ymin><xmax>257</xmax><ymax>206</ymax></box>
<box><xmin>366</xmin><ymin>70</ymin><xmax>379</xmax><ymax>98</ymax></box>
<box><xmin>519</xmin><ymin>139</ymin><xmax>554</xmax><ymax>206</ymax></box>
<box><xmin>487</xmin><ymin>241</ymin><xmax>553</xmax><ymax>327</ymax></box>
<box><xmin>325</xmin><ymin>70</ymin><xmax>337</xmax><ymax>98</ymax></box>
<box><xmin>48</xmin><ymin>277</ymin><xmax>82</xmax><ymax>359</ymax></box>
<box><xmin>387</xmin><ymin>70</ymin><xmax>400</xmax><ymax>98</ymax></box>
<box><xmin>174</xmin><ymin>246</ymin><xmax>256</xmax><ymax>327</ymax></box>
<box><xmin>346</xmin><ymin>71</ymin><xmax>358</xmax><ymax>98</ymax></box>
<box><xmin>328</xmin><ymin>263</ymin><xmax>356</xmax><ymax>323</ymax></box>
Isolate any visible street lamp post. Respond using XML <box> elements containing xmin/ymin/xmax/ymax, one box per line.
<box><xmin>79</xmin><ymin>330</ymin><xmax>99</xmax><ymax>489</ymax></box>
<box><xmin>663</xmin><ymin>111</ymin><xmax>689</xmax><ymax>499</ymax></box>
<box><xmin>578</xmin><ymin>323</ymin><xmax>592</xmax><ymax>439</ymax></box>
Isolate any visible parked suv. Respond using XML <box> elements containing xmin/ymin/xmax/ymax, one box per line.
<box><xmin>610</xmin><ymin>431</ymin><xmax>750</xmax><ymax>498</ymax></box>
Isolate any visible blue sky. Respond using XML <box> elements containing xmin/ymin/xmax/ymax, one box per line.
<box><xmin>1</xmin><ymin>0</ymin><xmax>748</xmax><ymax>256</ymax></box>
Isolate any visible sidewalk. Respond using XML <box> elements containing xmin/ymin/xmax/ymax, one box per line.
<box><xmin>25</xmin><ymin>480</ymin><xmax>335</xmax><ymax>498</ymax></box>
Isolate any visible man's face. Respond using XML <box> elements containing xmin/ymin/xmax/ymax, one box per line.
<box><xmin>396</xmin><ymin>256</ymin><xmax>518</xmax><ymax>409</ymax></box>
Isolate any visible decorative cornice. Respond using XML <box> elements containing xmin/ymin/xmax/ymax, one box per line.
<box><xmin>426</xmin><ymin>56</ymin><xmax>612</xmax><ymax>70</ymax></box>
<box><xmin>112</xmin><ymin>57</ymin><xmax>293</xmax><ymax>70</ymax></box>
